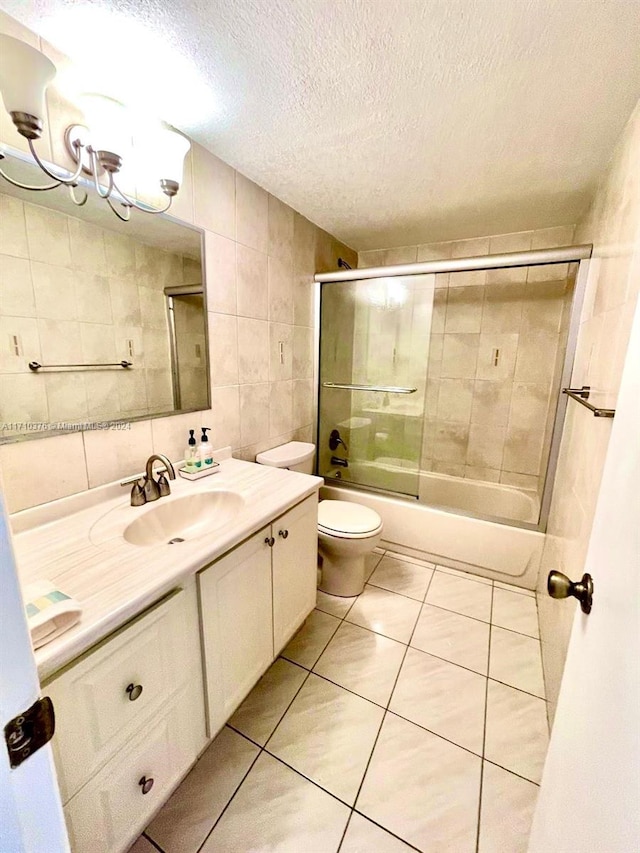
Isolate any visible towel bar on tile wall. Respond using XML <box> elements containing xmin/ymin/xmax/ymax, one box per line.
<box><xmin>562</xmin><ymin>386</ymin><xmax>615</xmax><ymax>418</ymax></box>
<box><xmin>28</xmin><ymin>360</ymin><xmax>132</xmax><ymax>371</ymax></box>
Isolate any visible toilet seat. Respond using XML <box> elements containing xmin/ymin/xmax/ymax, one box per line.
<box><xmin>317</xmin><ymin>500</ymin><xmax>383</xmax><ymax>539</ymax></box>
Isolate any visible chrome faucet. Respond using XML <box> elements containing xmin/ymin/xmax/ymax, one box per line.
<box><xmin>121</xmin><ymin>453</ymin><xmax>176</xmax><ymax>506</ymax></box>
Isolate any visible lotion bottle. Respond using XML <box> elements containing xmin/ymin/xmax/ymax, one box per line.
<box><xmin>199</xmin><ymin>427</ymin><xmax>213</xmax><ymax>468</ymax></box>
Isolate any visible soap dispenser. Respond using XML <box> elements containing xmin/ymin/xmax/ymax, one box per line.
<box><xmin>185</xmin><ymin>429</ymin><xmax>199</xmax><ymax>472</ymax></box>
<box><xmin>199</xmin><ymin>427</ymin><xmax>213</xmax><ymax>468</ymax></box>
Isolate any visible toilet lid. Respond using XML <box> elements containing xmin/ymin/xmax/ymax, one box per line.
<box><xmin>318</xmin><ymin>500</ymin><xmax>382</xmax><ymax>535</ymax></box>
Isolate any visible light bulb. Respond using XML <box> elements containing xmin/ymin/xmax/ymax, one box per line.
<box><xmin>0</xmin><ymin>35</ymin><xmax>56</xmax><ymax>137</ymax></box>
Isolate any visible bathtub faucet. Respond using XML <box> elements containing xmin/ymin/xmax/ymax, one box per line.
<box><xmin>331</xmin><ymin>456</ymin><xmax>349</xmax><ymax>468</ymax></box>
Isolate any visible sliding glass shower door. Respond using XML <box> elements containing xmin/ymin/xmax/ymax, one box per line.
<box><xmin>318</xmin><ymin>274</ymin><xmax>434</xmax><ymax>497</ymax></box>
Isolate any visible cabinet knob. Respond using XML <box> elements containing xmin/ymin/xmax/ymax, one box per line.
<box><xmin>138</xmin><ymin>775</ymin><xmax>154</xmax><ymax>795</ymax></box>
<box><xmin>278</xmin><ymin>529</ymin><xmax>289</xmax><ymax>539</ymax></box>
<box><xmin>264</xmin><ymin>536</ymin><xmax>275</xmax><ymax>547</ymax></box>
<box><xmin>126</xmin><ymin>683</ymin><xmax>143</xmax><ymax>702</ymax></box>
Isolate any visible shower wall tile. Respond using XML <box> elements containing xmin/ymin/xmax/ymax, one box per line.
<box><xmin>444</xmin><ymin>286</ymin><xmax>483</xmax><ymax>333</ymax></box>
<box><xmin>476</xmin><ymin>332</ymin><xmax>518</xmax><ymax>381</ymax></box>
<box><xmin>481</xmin><ymin>283</ymin><xmax>524</xmax><ymax>333</ymax></box>
<box><xmin>437</xmin><ymin>378</ymin><xmax>474</xmax><ymax>423</ymax></box>
<box><xmin>470</xmin><ymin>379</ymin><xmax>512</xmax><ymax>427</ymax></box>
<box><xmin>416</xmin><ymin>241</ymin><xmax>453</xmax><ymax>262</ymax></box>
<box><xmin>467</xmin><ymin>423</ymin><xmax>506</xmax><ymax>470</ymax></box>
<box><xmin>440</xmin><ymin>333</ymin><xmax>479</xmax><ymax>379</ymax></box>
<box><xmin>514</xmin><ymin>331</ymin><xmax>558</xmax><ymax>384</ymax></box>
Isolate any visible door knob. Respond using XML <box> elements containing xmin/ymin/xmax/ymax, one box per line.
<box><xmin>264</xmin><ymin>536</ymin><xmax>275</xmax><ymax>547</ymax></box>
<box><xmin>547</xmin><ymin>571</ymin><xmax>593</xmax><ymax>614</ymax></box>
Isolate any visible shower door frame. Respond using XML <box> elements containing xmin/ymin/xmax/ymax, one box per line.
<box><xmin>313</xmin><ymin>244</ymin><xmax>593</xmax><ymax>533</ymax></box>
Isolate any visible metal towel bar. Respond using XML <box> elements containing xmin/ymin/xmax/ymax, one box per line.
<box><xmin>322</xmin><ymin>382</ymin><xmax>417</xmax><ymax>394</ymax></box>
<box><xmin>562</xmin><ymin>386</ymin><xmax>615</xmax><ymax>418</ymax></box>
<box><xmin>29</xmin><ymin>360</ymin><xmax>132</xmax><ymax>371</ymax></box>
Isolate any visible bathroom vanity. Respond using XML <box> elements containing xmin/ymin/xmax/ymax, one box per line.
<box><xmin>11</xmin><ymin>453</ymin><xmax>321</xmax><ymax>853</ymax></box>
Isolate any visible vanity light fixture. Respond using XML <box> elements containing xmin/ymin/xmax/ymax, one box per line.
<box><xmin>0</xmin><ymin>34</ymin><xmax>190</xmax><ymax>221</ymax></box>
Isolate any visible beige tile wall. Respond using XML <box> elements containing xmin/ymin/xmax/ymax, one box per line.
<box><xmin>0</xmin><ymin>194</ymin><xmax>199</xmax><ymax>431</ymax></box>
<box><xmin>536</xmin><ymin>99</ymin><xmax>640</xmax><ymax>724</ymax></box>
<box><xmin>359</xmin><ymin>227</ymin><xmax>575</xmax><ymax>493</ymax></box>
<box><xmin>0</xmin><ymin>10</ymin><xmax>356</xmax><ymax>513</ymax></box>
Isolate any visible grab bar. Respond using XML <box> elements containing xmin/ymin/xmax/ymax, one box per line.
<box><xmin>29</xmin><ymin>360</ymin><xmax>132</xmax><ymax>371</ymax></box>
<box><xmin>322</xmin><ymin>382</ymin><xmax>417</xmax><ymax>394</ymax></box>
<box><xmin>562</xmin><ymin>386</ymin><xmax>615</xmax><ymax>418</ymax></box>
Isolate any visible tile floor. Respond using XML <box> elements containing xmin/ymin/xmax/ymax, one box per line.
<box><xmin>133</xmin><ymin>549</ymin><xmax>548</xmax><ymax>853</ymax></box>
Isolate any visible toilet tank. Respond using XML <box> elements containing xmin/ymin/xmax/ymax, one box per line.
<box><xmin>256</xmin><ymin>441</ymin><xmax>315</xmax><ymax>474</ymax></box>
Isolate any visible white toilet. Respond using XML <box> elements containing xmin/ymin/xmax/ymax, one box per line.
<box><xmin>256</xmin><ymin>441</ymin><xmax>383</xmax><ymax>597</ymax></box>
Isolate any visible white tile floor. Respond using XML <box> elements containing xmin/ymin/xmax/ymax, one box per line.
<box><xmin>136</xmin><ymin>550</ymin><xmax>548</xmax><ymax>853</ymax></box>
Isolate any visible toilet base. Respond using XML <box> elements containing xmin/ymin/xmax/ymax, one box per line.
<box><xmin>318</xmin><ymin>552</ymin><xmax>367</xmax><ymax>597</ymax></box>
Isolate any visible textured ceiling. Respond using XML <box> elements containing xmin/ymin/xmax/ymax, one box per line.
<box><xmin>2</xmin><ymin>0</ymin><xmax>640</xmax><ymax>250</ymax></box>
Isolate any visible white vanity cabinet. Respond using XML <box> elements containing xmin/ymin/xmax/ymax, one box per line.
<box><xmin>46</xmin><ymin>580</ymin><xmax>206</xmax><ymax>853</ymax></box>
<box><xmin>41</xmin><ymin>489</ymin><xmax>318</xmax><ymax>852</ymax></box>
<box><xmin>199</xmin><ymin>494</ymin><xmax>318</xmax><ymax>735</ymax></box>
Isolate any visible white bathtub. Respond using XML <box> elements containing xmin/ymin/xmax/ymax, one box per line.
<box><xmin>322</xmin><ymin>464</ymin><xmax>544</xmax><ymax>588</ymax></box>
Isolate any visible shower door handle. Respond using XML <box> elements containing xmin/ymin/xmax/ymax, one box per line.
<box><xmin>547</xmin><ymin>571</ymin><xmax>593</xmax><ymax>614</ymax></box>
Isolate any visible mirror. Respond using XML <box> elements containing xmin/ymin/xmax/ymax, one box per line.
<box><xmin>0</xmin><ymin>149</ymin><xmax>208</xmax><ymax>443</ymax></box>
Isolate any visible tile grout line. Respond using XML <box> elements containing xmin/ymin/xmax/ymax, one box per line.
<box><xmin>475</xmin><ymin>581</ymin><xmax>495</xmax><ymax>853</ymax></box>
<box><xmin>193</xmin><ymin>745</ymin><xmax>262</xmax><ymax>853</ymax></box>
<box><xmin>142</xmin><ymin>832</ymin><xmax>165</xmax><ymax>852</ymax></box>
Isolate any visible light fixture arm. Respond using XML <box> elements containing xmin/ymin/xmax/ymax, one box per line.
<box><xmin>111</xmin><ymin>177</ymin><xmax>174</xmax><ymax>215</ymax></box>
<box><xmin>0</xmin><ymin>154</ymin><xmax>62</xmax><ymax>191</ymax></box>
<box><xmin>106</xmin><ymin>195</ymin><xmax>132</xmax><ymax>221</ymax></box>
<box><xmin>27</xmin><ymin>136</ymin><xmax>84</xmax><ymax>185</ymax></box>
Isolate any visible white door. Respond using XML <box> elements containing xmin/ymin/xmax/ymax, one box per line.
<box><xmin>528</xmin><ymin>299</ymin><xmax>640</xmax><ymax>851</ymax></box>
<box><xmin>0</xmin><ymin>491</ymin><xmax>69</xmax><ymax>853</ymax></box>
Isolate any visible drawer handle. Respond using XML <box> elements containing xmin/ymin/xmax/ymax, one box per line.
<box><xmin>278</xmin><ymin>529</ymin><xmax>289</xmax><ymax>539</ymax></box>
<box><xmin>126</xmin><ymin>683</ymin><xmax>143</xmax><ymax>702</ymax></box>
<box><xmin>265</xmin><ymin>536</ymin><xmax>275</xmax><ymax>547</ymax></box>
<box><xmin>138</xmin><ymin>776</ymin><xmax>154</xmax><ymax>795</ymax></box>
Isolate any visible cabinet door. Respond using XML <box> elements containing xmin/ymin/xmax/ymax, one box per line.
<box><xmin>199</xmin><ymin>528</ymin><xmax>274</xmax><ymax>736</ymax></box>
<box><xmin>272</xmin><ymin>495</ymin><xmax>318</xmax><ymax>653</ymax></box>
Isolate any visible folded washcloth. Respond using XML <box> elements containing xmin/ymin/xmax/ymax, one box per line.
<box><xmin>23</xmin><ymin>580</ymin><xmax>82</xmax><ymax>650</ymax></box>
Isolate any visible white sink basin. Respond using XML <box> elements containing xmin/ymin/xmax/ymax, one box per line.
<box><xmin>123</xmin><ymin>490</ymin><xmax>245</xmax><ymax>546</ymax></box>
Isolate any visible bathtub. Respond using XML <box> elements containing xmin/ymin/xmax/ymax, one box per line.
<box><xmin>321</xmin><ymin>463</ymin><xmax>544</xmax><ymax>588</ymax></box>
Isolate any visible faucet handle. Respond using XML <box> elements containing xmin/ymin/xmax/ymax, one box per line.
<box><xmin>130</xmin><ymin>481</ymin><xmax>146</xmax><ymax>506</ymax></box>
<box><xmin>157</xmin><ymin>472</ymin><xmax>171</xmax><ymax>497</ymax></box>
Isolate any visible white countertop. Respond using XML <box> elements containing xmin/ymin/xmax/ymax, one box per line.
<box><xmin>11</xmin><ymin>455</ymin><xmax>322</xmax><ymax>681</ymax></box>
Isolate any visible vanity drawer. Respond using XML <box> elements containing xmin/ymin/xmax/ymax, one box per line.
<box><xmin>47</xmin><ymin>581</ymin><xmax>204</xmax><ymax>803</ymax></box>
<box><xmin>64</xmin><ymin>682</ymin><xmax>201</xmax><ymax>853</ymax></box>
